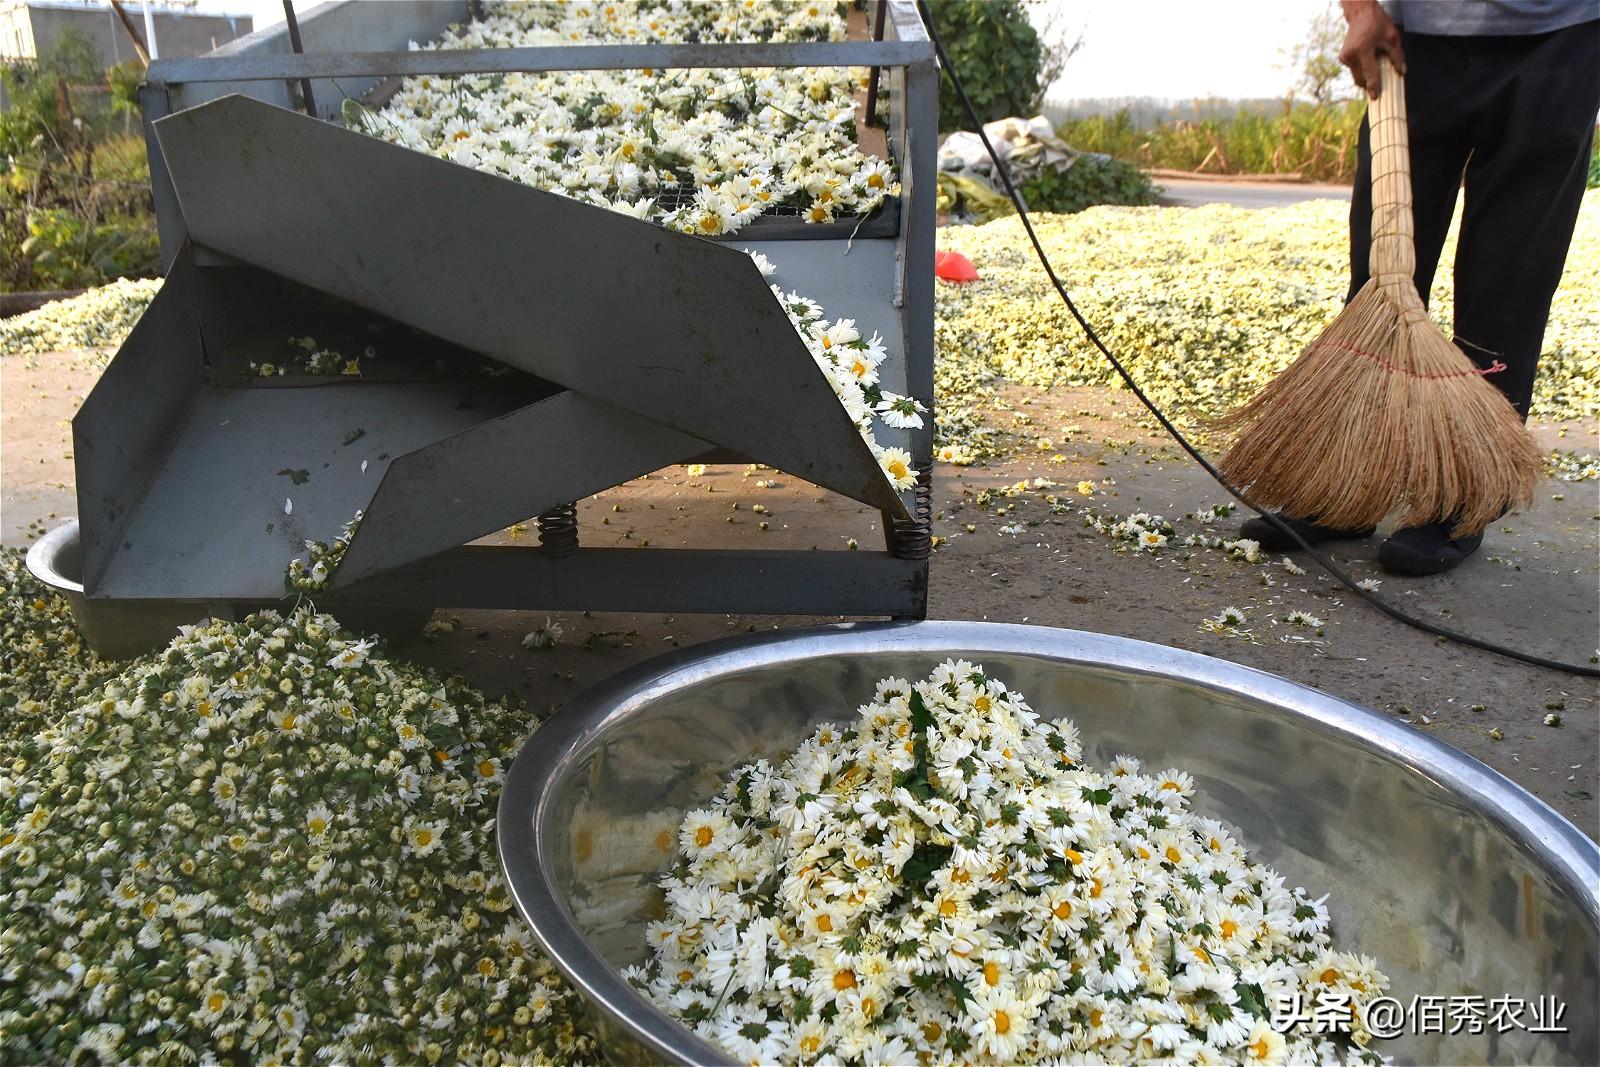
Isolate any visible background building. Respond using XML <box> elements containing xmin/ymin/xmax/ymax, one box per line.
<box><xmin>1</xmin><ymin>0</ymin><xmax>252</xmax><ymax>68</ymax></box>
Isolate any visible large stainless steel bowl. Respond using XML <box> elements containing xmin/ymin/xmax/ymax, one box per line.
<box><xmin>498</xmin><ymin>622</ymin><xmax>1600</xmax><ymax>1065</ymax></box>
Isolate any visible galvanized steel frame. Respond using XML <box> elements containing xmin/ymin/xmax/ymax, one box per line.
<box><xmin>133</xmin><ymin>0</ymin><xmax>938</xmax><ymax>620</ymax></box>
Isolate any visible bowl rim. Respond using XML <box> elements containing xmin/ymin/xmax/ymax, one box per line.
<box><xmin>497</xmin><ymin>620</ymin><xmax>1600</xmax><ymax>1066</ymax></box>
<box><xmin>25</xmin><ymin>518</ymin><xmax>83</xmax><ymax>595</ymax></box>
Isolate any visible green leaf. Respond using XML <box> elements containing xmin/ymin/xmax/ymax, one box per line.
<box><xmin>277</xmin><ymin>468</ymin><xmax>310</xmax><ymax>485</ymax></box>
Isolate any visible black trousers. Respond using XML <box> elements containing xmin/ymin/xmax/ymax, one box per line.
<box><xmin>1348</xmin><ymin>20</ymin><xmax>1600</xmax><ymax>417</ymax></box>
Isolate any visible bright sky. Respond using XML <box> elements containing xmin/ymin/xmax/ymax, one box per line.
<box><xmin>1039</xmin><ymin>0</ymin><xmax>1338</xmax><ymax>103</ymax></box>
<box><xmin>203</xmin><ymin>0</ymin><xmax>1342</xmax><ymax>104</ymax></box>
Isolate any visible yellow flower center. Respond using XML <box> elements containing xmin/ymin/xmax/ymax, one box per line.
<box><xmin>983</xmin><ymin>961</ymin><xmax>1001</xmax><ymax>986</ymax></box>
<box><xmin>308</xmin><ymin>817</ymin><xmax>327</xmax><ymax>835</ymax></box>
<box><xmin>1220</xmin><ymin>919</ymin><xmax>1239</xmax><ymax>939</ymax></box>
<box><xmin>1052</xmin><ymin>901</ymin><xmax>1073</xmax><ymax>920</ymax></box>
<box><xmin>694</xmin><ymin>826</ymin><xmax>714</xmax><ymax>848</ymax></box>
<box><xmin>280</xmin><ymin>714</ymin><xmax>296</xmax><ymax>730</ymax></box>
<box><xmin>655</xmin><ymin>829</ymin><xmax>672</xmax><ymax>853</ymax></box>
<box><xmin>887</xmin><ymin>459</ymin><xmax>908</xmax><ymax>480</ymax></box>
<box><xmin>452</xmin><ymin>130</ymin><xmax>471</xmax><ymax>141</ymax></box>
<box><xmin>478</xmin><ymin>760</ymin><xmax>496</xmax><ymax>777</ymax></box>
<box><xmin>1065</xmin><ymin>849</ymin><xmax>1083</xmax><ymax>865</ymax></box>
<box><xmin>1090</xmin><ymin>878</ymin><xmax>1103</xmax><ymax>899</ymax></box>
<box><xmin>800</xmin><ymin>1036</ymin><xmax>821</xmax><ymax>1053</ymax></box>
<box><xmin>922</xmin><ymin>1022</ymin><xmax>942</xmax><ymax>1042</ymax></box>
<box><xmin>207</xmin><ymin>993</ymin><xmax>226</xmax><ymax>1013</ymax></box>
<box><xmin>993</xmin><ymin>1009</ymin><xmax>1011</xmax><ymax>1035</ymax></box>
<box><xmin>1090</xmin><ymin>1008</ymin><xmax>1104</xmax><ymax>1028</ymax></box>
<box><xmin>974</xmin><ymin>695</ymin><xmax>992</xmax><ymax>713</ymax></box>
<box><xmin>867</xmin><ymin>173</ymin><xmax>885</xmax><ymax>189</ymax></box>
<box><xmin>816</xmin><ymin>914</ymin><xmax>832</xmax><ymax>933</ymax></box>
<box><xmin>1320</xmin><ymin>967</ymin><xmax>1341</xmax><ymax>984</ymax></box>
<box><xmin>1250</xmin><ymin>1038</ymin><xmax>1270</xmax><ymax>1058</ymax></box>
<box><xmin>1165</xmin><ymin>846</ymin><xmax>1182</xmax><ymax>863</ymax></box>
<box><xmin>832</xmin><ymin>969</ymin><xmax>856</xmax><ymax>990</ymax></box>
<box><xmin>939</xmin><ymin>899</ymin><xmax>958</xmax><ymax>918</ymax></box>
<box><xmin>415</xmin><ymin>829</ymin><xmax>434</xmax><ymax>847</ymax></box>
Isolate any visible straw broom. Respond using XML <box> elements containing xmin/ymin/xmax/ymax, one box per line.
<box><xmin>1216</xmin><ymin>57</ymin><xmax>1538</xmax><ymax>537</ymax></box>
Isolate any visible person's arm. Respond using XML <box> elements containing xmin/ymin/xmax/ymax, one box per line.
<box><xmin>1339</xmin><ymin>0</ymin><xmax>1407</xmax><ymax>98</ymax></box>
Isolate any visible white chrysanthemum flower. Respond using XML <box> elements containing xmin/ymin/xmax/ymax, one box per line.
<box><xmin>403</xmin><ymin>818</ymin><xmax>446</xmax><ymax>857</ymax></box>
<box><xmin>877</xmin><ymin>448</ymin><xmax>918</xmax><ymax>492</ymax></box>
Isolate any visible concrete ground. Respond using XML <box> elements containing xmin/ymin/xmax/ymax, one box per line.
<box><xmin>4</xmin><ymin>355</ymin><xmax>1596</xmax><ymax>834</ymax></box>
<box><xmin>1156</xmin><ymin>177</ymin><xmax>1353</xmax><ymax>208</ymax></box>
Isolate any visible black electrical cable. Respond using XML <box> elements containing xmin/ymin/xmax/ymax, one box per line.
<box><xmin>915</xmin><ymin>0</ymin><xmax>1599</xmax><ymax>679</ymax></box>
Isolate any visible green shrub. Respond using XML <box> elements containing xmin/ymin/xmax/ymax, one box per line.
<box><xmin>925</xmin><ymin>0</ymin><xmax>1045</xmax><ymax>133</ymax></box>
<box><xmin>1019</xmin><ymin>155</ymin><xmax>1156</xmax><ymax>214</ymax></box>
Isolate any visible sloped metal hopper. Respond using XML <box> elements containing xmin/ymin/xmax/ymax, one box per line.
<box><xmin>75</xmin><ymin>95</ymin><xmax>914</xmax><ymax>612</ymax></box>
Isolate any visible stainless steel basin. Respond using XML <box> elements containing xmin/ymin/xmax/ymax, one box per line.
<box><xmin>498</xmin><ymin>622</ymin><xmax>1600</xmax><ymax>1065</ymax></box>
<box><xmin>25</xmin><ymin>519</ymin><xmax>211</xmax><ymax>659</ymax></box>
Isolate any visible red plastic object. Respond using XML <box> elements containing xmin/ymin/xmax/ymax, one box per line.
<box><xmin>934</xmin><ymin>250</ymin><xmax>979</xmax><ymax>282</ymax></box>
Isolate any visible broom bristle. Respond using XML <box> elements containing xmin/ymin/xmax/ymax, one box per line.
<box><xmin>1216</xmin><ymin>279</ymin><xmax>1538</xmax><ymax>537</ymax></box>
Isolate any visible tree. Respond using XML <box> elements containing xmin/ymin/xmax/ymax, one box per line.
<box><xmin>926</xmin><ymin>0</ymin><xmax>1048</xmax><ymax>133</ymax></box>
<box><xmin>1285</xmin><ymin>2</ymin><xmax>1351</xmax><ymax>105</ymax></box>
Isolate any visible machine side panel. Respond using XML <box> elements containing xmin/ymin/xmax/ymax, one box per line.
<box><xmin>73</xmin><ymin>248</ymin><xmax>205</xmax><ymax>596</ymax></box>
<box><xmin>333</xmin><ymin>393</ymin><xmax>711</xmax><ymax>585</ymax></box>
<box><xmin>151</xmin><ymin>96</ymin><xmax>906</xmax><ymax>519</ymax></box>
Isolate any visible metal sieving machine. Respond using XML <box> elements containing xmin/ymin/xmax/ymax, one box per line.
<box><xmin>56</xmin><ymin>1</ymin><xmax>939</xmax><ymax>643</ymax></box>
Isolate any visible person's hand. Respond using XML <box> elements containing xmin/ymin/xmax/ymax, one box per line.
<box><xmin>1339</xmin><ymin>0</ymin><xmax>1406</xmax><ymax>98</ymax></box>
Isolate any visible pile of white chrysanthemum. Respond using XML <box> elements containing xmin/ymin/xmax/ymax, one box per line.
<box><xmin>285</xmin><ymin>509</ymin><xmax>365</xmax><ymax>593</ymax></box>
<box><xmin>360</xmin><ymin>0</ymin><xmax>896</xmax><ymax>235</ymax></box>
<box><xmin>934</xmin><ymin>192</ymin><xmax>1600</xmax><ymax>458</ymax></box>
<box><xmin>0</xmin><ymin>278</ymin><xmax>161</xmax><ymax>359</ymax></box>
<box><xmin>628</xmin><ymin>659</ymin><xmax>1388</xmax><ymax>1065</ymax></box>
<box><xmin>0</xmin><ymin>606</ymin><xmax>597</xmax><ymax>1065</ymax></box>
<box><xmin>0</xmin><ymin>550</ymin><xmax>119</xmax><ymax>756</ymax></box>
<box><xmin>753</xmin><ymin>250</ymin><xmax>922</xmax><ymax>490</ymax></box>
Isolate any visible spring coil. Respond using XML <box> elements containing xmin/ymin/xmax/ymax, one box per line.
<box><xmin>887</xmin><ymin>470</ymin><xmax>934</xmax><ymax>560</ymax></box>
<box><xmin>536</xmin><ymin>502</ymin><xmax>579</xmax><ymax>558</ymax></box>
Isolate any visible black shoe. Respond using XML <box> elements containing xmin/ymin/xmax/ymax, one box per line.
<box><xmin>1378</xmin><ymin>522</ymin><xmax>1483</xmax><ymax>576</ymax></box>
<box><xmin>1239</xmin><ymin>512</ymin><xmax>1376</xmax><ymax>552</ymax></box>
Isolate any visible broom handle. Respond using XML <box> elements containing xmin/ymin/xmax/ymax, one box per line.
<box><xmin>1367</xmin><ymin>56</ymin><xmax>1425</xmax><ymax>317</ymax></box>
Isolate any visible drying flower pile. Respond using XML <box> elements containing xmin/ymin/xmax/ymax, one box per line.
<box><xmin>934</xmin><ymin>191</ymin><xmax>1600</xmax><ymax>459</ymax></box>
<box><xmin>0</xmin><ymin>606</ymin><xmax>597</xmax><ymax>1064</ymax></box>
<box><xmin>0</xmin><ymin>550</ymin><xmax>118</xmax><ymax>756</ymax></box>
<box><xmin>357</xmin><ymin>0</ymin><xmax>897</xmax><ymax>235</ymax></box>
<box><xmin>0</xmin><ymin>278</ymin><xmax>162</xmax><ymax>359</ymax></box>
<box><xmin>629</xmin><ymin>660</ymin><xmax>1389</xmax><ymax>1065</ymax></box>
